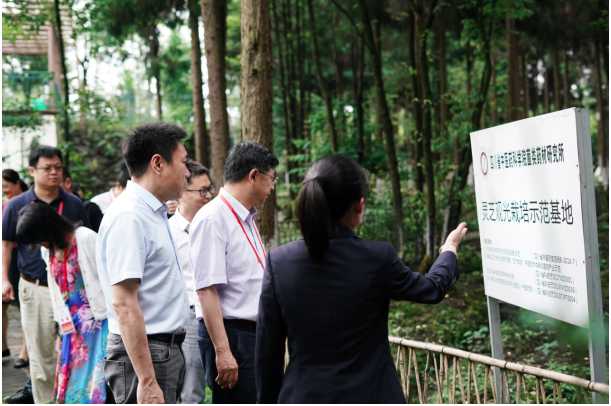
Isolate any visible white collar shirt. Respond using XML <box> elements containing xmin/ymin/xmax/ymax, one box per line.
<box><xmin>96</xmin><ymin>180</ymin><xmax>189</xmax><ymax>335</ymax></box>
<box><xmin>168</xmin><ymin>208</ymin><xmax>203</xmax><ymax>317</ymax></box>
<box><xmin>190</xmin><ymin>188</ymin><xmax>265</xmax><ymax>322</ymax></box>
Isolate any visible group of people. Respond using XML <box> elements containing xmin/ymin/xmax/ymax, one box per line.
<box><xmin>2</xmin><ymin>122</ymin><xmax>467</xmax><ymax>404</ymax></box>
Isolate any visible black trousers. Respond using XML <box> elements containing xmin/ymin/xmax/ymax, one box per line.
<box><xmin>198</xmin><ymin>319</ymin><xmax>257</xmax><ymax>404</ymax></box>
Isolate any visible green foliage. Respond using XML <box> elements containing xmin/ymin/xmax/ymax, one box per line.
<box><xmin>2</xmin><ymin>0</ymin><xmax>50</xmax><ymax>42</ymax></box>
<box><xmin>160</xmin><ymin>32</ymin><xmax>195</xmax><ymax>136</ymax></box>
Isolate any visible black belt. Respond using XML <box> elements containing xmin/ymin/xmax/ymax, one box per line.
<box><xmin>148</xmin><ymin>329</ymin><xmax>186</xmax><ymax>346</ymax></box>
<box><xmin>224</xmin><ymin>318</ymin><xmax>256</xmax><ymax>332</ymax></box>
<box><xmin>21</xmin><ymin>274</ymin><xmax>48</xmax><ymax>287</ymax></box>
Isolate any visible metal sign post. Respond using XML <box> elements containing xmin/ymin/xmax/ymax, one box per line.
<box><xmin>575</xmin><ymin>110</ymin><xmax>608</xmax><ymax>404</ymax></box>
<box><xmin>487</xmin><ymin>296</ymin><xmax>506</xmax><ymax>403</ymax></box>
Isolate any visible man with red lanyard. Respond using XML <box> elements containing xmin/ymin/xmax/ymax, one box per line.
<box><xmin>190</xmin><ymin>142</ymin><xmax>278</xmax><ymax>403</ymax></box>
<box><xmin>2</xmin><ymin>146</ymin><xmax>87</xmax><ymax>404</ymax></box>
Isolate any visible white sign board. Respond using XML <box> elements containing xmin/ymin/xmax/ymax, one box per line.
<box><xmin>471</xmin><ymin>108</ymin><xmax>593</xmax><ymax>327</ymax></box>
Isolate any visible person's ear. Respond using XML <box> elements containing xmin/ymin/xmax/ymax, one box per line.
<box><xmin>248</xmin><ymin>168</ymin><xmax>258</xmax><ymax>183</ymax></box>
<box><xmin>150</xmin><ymin>154</ymin><xmax>163</xmax><ymax>175</ymax></box>
<box><xmin>28</xmin><ymin>166</ymin><xmax>35</xmax><ymax>178</ymax></box>
<box><xmin>355</xmin><ymin>197</ymin><xmax>366</xmax><ymax>215</ymax></box>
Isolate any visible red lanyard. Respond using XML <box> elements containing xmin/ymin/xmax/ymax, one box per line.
<box><xmin>219</xmin><ymin>194</ymin><xmax>266</xmax><ymax>270</ymax></box>
<box><xmin>57</xmin><ymin>201</ymin><xmax>64</xmax><ymax>215</ymax></box>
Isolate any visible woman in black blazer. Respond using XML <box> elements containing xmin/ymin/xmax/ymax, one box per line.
<box><xmin>255</xmin><ymin>155</ymin><xmax>467</xmax><ymax>403</ymax></box>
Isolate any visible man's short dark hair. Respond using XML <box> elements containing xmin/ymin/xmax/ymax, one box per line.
<box><xmin>28</xmin><ymin>146</ymin><xmax>63</xmax><ymax>167</ymax></box>
<box><xmin>186</xmin><ymin>160</ymin><xmax>210</xmax><ymax>185</ymax></box>
<box><xmin>123</xmin><ymin>123</ymin><xmax>186</xmax><ymax>178</ymax></box>
<box><xmin>224</xmin><ymin>142</ymin><xmax>279</xmax><ymax>183</ymax></box>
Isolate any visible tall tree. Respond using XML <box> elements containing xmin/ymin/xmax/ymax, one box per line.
<box><xmin>201</xmin><ymin>0</ymin><xmax>230</xmax><ymax>188</ymax></box>
<box><xmin>506</xmin><ymin>16</ymin><xmax>522</xmax><ymax>120</ymax></box>
<box><xmin>351</xmin><ymin>32</ymin><xmax>366</xmax><ymax>163</ymax></box>
<box><xmin>410</xmin><ymin>0</ymin><xmax>438</xmax><ymax>259</ymax></box>
<box><xmin>240</xmin><ymin>0</ymin><xmax>275</xmax><ymax>243</ymax></box>
<box><xmin>188</xmin><ymin>0</ymin><xmax>209</xmax><ymax>166</ymax></box>
<box><xmin>443</xmin><ymin>0</ymin><xmax>495</xmax><ymax>236</ymax></box>
<box><xmin>593</xmin><ymin>38</ymin><xmax>608</xmax><ymax>189</ymax></box>
<box><xmin>52</xmin><ymin>0</ymin><xmax>71</xmax><ymax>164</ymax></box>
<box><xmin>307</xmin><ymin>0</ymin><xmax>339</xmax><ymax>152</ymax></box>
<box><xmin>356</xmin><ymin>0</ymin><xmax>405</xmax><ymax>253</ymax></box>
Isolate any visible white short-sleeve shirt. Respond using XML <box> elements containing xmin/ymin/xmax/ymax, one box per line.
<box><xmin>96</xmin><ymin>181</ymin><xmax>189</xmax><ymax>335</ymax></box>
<box><xmin>190</xmin><ymin>188</ymin><xmax>265</xmax><ymax>322</ymax></box>
<box><xmin>91</xmin><ymin>189</ymin><xmax>115</xmax><ymax>213</ymax></box>
<box><xmin>168</xmin><ymin>209</ymin><xmax>203</xmax><ymax>318</ymax></box>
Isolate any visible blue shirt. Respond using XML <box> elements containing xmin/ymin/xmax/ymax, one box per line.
<box><xmin>96</xmin><ymin>181</ymin><xmax>188</xmax><ymax>335</ymax></box>
<box><xmin>2</xmin><ymin>188</ymin><xmax>87</xmax><ymax>285</ymax></box>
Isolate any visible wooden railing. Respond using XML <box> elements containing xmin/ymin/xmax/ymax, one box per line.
<box><xmin>389</xmin><ymin>337</ymin><xmax>609</xmax><ymax>404</ymax></box>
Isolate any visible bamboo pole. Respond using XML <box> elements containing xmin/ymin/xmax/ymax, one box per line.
<box><xmin>388</xmin><ymin>337</ymin><xmax>609</xmax><ymax>395</ymax></box>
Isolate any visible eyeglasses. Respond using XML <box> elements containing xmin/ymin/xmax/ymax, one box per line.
<box><xmin>185</xmin><ymin>185</ymin><xmax>216</xmax><ymax>197</ymax></box>
<box><xmin>257</xmin><ymin>171</ymin><xmax>278</xmax><ymax>184</ymax></box>
<box><xmin>35</xmin><ymin>165</ymin><xmax>63</xmax><ymax>173</ymax></box>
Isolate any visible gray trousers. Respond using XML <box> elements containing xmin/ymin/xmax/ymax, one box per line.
<box><xmin>104</xmin><ymin>332</ymin><xmax>186</xmax><ymax>404</ymax></box>
<box><xmin>180</xmin><ymin>307</ymin><xmax>206</xmax><ymax>403</ymax></box>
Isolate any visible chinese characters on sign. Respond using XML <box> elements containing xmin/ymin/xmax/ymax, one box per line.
<box><xmin>488</xmin><ymin>143</ymin><xmax>565</xmax><ymax>171</ymax></box>
<box><xmin>479</xmin><ymin>199</ymin><xmax>573</xmax><ymax>225</ymax></box>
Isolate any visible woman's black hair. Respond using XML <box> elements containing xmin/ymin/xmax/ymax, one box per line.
<box><xmin>16</xmin><ymin>202</ymin><xmax>75</xmax><ymax>250</ymax></box>
<box><xmin>296</xmin><ymin>155</ymin><xmax>368</xmax><ymax>261</ymax></box>
<box><xmin>2</xmin><ymin>169</ymin><xmax>28</xmax><ymax>192</ymax></box>
<box><xmin>18</xmin><ymin>180</ymin><xmax>28</xmax><ymax>192</ymax></box>
<box><xmin>3</xmin><ymin>169</ymin><xmax>20</xmax><ymax>184</ymax></box>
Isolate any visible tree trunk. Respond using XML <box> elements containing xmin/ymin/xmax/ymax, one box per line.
<box><xmin>552</xmin><ymin>47</ymin><xmax>561</xmax><ymax>111</ymax></box>
<box><xmin>189</xmin><ymin>0</ymin><xmax>209</xmax><ymax>166</ymax></box>
<box><xmin>283</xmin><ymin>0</ymin><xmax>299</xmax><ymax>150</ymax></box>
<box><xmin>77</xmin><ymin>56</ymin><xmax>88</xmax><ymax>138</ymax></box>
<box><xmin>52</xmin><ymin>0</ymin><xmax>71</xmax><ymax>165</ymax></box>
<box><xmin>201</xmin><ymin>0</ymin><xmax>230</xmax><ymax>188</ymax></box>
<box><xmin>593</xmin><ymin>39</ymin><xmax>609</xmax><ymax>189</ymax></box>
<box><xmin>506</xmin><ymin>17</ymin><xmax>522</xmax><ymax>120</ymax></box>
<box><xmin>307</xmin><ymin>0</ymin><xmax>339</xmax><ymax>152</ymax></box>
<box><xmin>414</xmin><ymin>8</ymin><xmax>437</xmax><ymax>259</ymax></box>
<box><xmin>271</xmin><ymin>0</ymin><xmax>293</xmax><ymax>194</ymax></box>
<box><xmin>490</xmin><ymin>50</ymin><xmax>497</xmax><ymax>124</ymax></box>
<box><xmin>240</xmin><ymin>0</ymin><xmax>275</xmax><ymax>243</ymax></box>
<box><xmin>351</xmin><ymin>34</ymin><xmax>366</xmax><ymax>163</ymax></box>
<box><xmin>444</xmin><ymin>17</ymin><xmax>493</xmax><ymax>235</ymax></box>
<box><xmin>543</xmin><ymin>59</ymin><xmax>550</xmax><ymax>112</ymax></box>
<box><xmin>562</xmin><ymin>51</ymin><xmax>570</xmax><ymax>108</ymax></box>
<box><xmin>360</xmin><ymin>0</ymin><xmax>404</xmax><ymax>253</ymax></box>
<box><xmin>296</xmin><ymin>0</ymin><xmax>306</xmax><ymax>149</ymax></box>
<box><xmin>408</xmin><ymin>12</ymin><xmax>424</xmax><ymax>192</ymax></box>
<box><xmin>147</xmin><ymin>27</ymin><xmax>163</xmax><ymax>120</ymax></box>
<box><xmin>522</xmin><ymin>54</ymin><xmax>530</xmax><ymax>116</ymax></box>
<box><xmin>435</xmin><ymin>13</ymin><xmax>447</xmax><ymax>139</ymax></box>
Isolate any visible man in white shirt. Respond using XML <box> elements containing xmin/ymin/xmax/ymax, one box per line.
<box><xmin>190</xmin><ymin>142</ymin><xmax>278</xmax><ymax>403</ymax></box>
<box><xmin>97</xmin><ymin>123</ymin><xmax>191</xmax><ymax>404</ymax></box>
<box><xmin>168</xmin><ymin>160</ymin><xmax>215</xmax><ymax>404</ymax></box>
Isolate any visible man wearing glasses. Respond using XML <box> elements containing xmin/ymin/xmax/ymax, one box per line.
<box><xmin>168</xmin><ymin>160</ymin><xmax>215</xmax><ymax>404</ymax></box>
<box><xmin>190</xmin><ymin>142</ymin><xmax>278</xmax><ymax>403</ymax></box>
<box><xmin>2</xmin><ymin>146</ymin><xmax>87</xmax><ymax>403</ymax></box>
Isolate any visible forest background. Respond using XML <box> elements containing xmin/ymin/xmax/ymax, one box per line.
<box><xmin>2</xmin><ymin>0</ymin><xmax>609</xmax><ymax>402</ymax></box>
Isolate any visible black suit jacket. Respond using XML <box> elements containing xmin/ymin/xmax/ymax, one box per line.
<box><xmin>255</xmin><ymin>226</ymin><xmax>459</xmax><ymax>403</ymax></box>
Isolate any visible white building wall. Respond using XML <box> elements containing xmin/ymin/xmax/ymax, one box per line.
<box><xmin>1</xmin><ymin>115</ymin><xmax>57</xmax><ymax>172</ymax></box>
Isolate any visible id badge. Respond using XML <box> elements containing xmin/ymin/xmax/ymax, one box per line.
<box><xmin>59</xmin><ymin>314</ymin><xmax>75</xmax><ymax>335</ymax></box>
